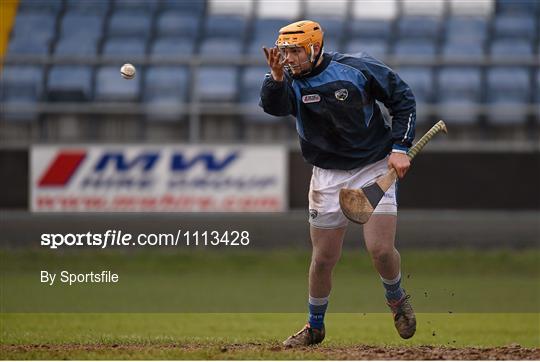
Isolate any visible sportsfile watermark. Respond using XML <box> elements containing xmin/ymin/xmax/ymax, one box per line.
<box><xmin>40</xmin><ymin>230</ymin><xmax>250</xmax><ymax>249</ymax></box>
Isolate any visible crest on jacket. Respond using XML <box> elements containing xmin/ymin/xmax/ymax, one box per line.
<box><xmin>335</xmin><ymin>88</ymin><xmax>348</xmax><ymax>101</ymax></box>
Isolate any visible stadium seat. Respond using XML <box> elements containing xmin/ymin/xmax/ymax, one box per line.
<box><xmin>55</xmin><ymin>38</ymin><xmax>99</xmax><ymax>56</ymax></box>
<box><xmin>241</xmin><ymin>66</ymin><xmax>280</xmax><ymax>123</ymax></box>
<box><xmin>17</xmin><ymin>0</ymin><xmax>62</xmax><ymax>14</ymax></box>
<box><xmin>398</xmin><ymin>16</ymin><xmax>442</xmax><ymax>40</ymax></box>
<box><xmin>257</xmin><ymin>0</ymin><xmax>301</xmax><ymax>19</ymax></box>
<box><xmin>449</xmin><ymin>0</ymin><xmax>494</xmax><ymax>16</ymax></box>
<box><xmin>11</xmin><ymin>13</ymin><xmax>56</xmax><ymax>43</ymax></box>
<box><xmin>249</xmin><ymin>18</ymin><xmax>285</xmax><ymax>51</ymax></box>
<box><xmin>351</xmin><ymin>0</ymin><xmax>397</xmax><ymax>20</ymax></box>
<box><xmin>196</xmin><ymin>67</ymin><xmax>238</xmax><ymax>102</ymax></box>
<box><xmin>240</xmin><ymin>66</ymin><xmax>267</xmax><ymax>103</ymax></box>
<box><xmin>160</xmin><ymin>0</ymin><xmax>206</xmax><ymax>15</ymax></box>
<box><xmin>0</xmin><ymin>66</ymin><xmax>44</xmax><ymax>121</ymax></box>
<box><xmin>199</xmin><ymin>38</ymin><xmax>243</xmax><ymax>56</ymax></box>
<box><xmin>151</xmin><ymin>37</ymin><xmax>195</xmax><ymax>58</ymax></box>
<box><xmin>345</xmin><ymin>39</ymin><xmax>388</xmax><ymax>59</ymax></box>
<box><xmin>208</xmin><ymin>0</ymin><xmax>253</xmax><ymax>17</ymax></box>
<box><xmin>350</xmin><ymin>19</ymin><xmax>393</xmax><ymax>40</ymax></box>
<box><xmin>204</xmin><ymin>15</ymin><xmax>248</xmax><ymax>38</ymax></box>
<box><xmin>95</xmin><ymin>66</ymin><xmax>140</xmax><ymax>102</ymax></box>
<box><xmin>108</xmin><ymin>12</ymin><xmax>152</xmax><ymax>37</ymax></box>
<box><xmin>496</xmin><ymin>0</ymin><xmax>539</xmax><ymax>14</ymax></box>
<box><xmin>393</xmin><ymin>39</ymin><xmax>437</xmax><ymax>60</ymax></box>
<box><xmin>102</xmin><ymin>37</ymin><xmax>146</xmax><ymax>56</ymax></box>
<box><xmin>493</xmin><ymin>15</ymin><xmax>536</xmax><ymax>40</ymax></box>
<box><xmin>309</xmin><ymin>17</ymin><xmax>345</xmax><ymax>40</ymax></box>
<box><xmin>437</xmin><ymin>67</ymin><xmax>482</xmax><ymax>124</ymax></box>
<box><xmin>114</xmin><ymin>0</ymin><xmax>158</xmax><ymax>13</ymax></box>
<box><xmin>157</xmin><ymin>11</ymin><xmax>200</xmax><ymax>37</ymax></box>
<box><xmin>442</xmin><ymin>40</ymin><xmax>485</xmax><ymax>60</ymax></box>
<box><xmin>65</xmin><ymin>0</ymin><xmax>110</xmax><ymax>14</ymax></box>
<box><xmin>401</xmin><ymin>0</ymin><xmax>445</xmax><ymax>16</ymax></box>
<box><xmin>305</xmin><ymin>0</ymin><xmax>348</xmax><ymax>18</ymax></box>
<box><xmin>486</xmin><ymin>67</ymin><xmax>531</xmax><ymax>124</ymax></box>
<box><xmin>445</xmin><ymin>17</ymin><xmax>488</xmax><ymax>44</ymax></box>
<box><xmin>7</xmin><ymin>36</ymin><xmax>50</xmax><ymax>55</ymax></box>
<box><xmin>59</xmin><ymin>13</ymin><xmax>104</xmax><ymax>41</ymax></box>
<box><xmin>47</xmin><ymin>66</ymin><xmax>93</xmax><ymax>101</ymax></box>
<box><xmin>395</xmin><ymin>67</ymin><xmax>434</xmax><ymax>104</ymax></box>
<box><xmin>490</xmin><ymin>39</ymin><xmax>533</xmax><ymax>57</ymax></box>
<box><xmin>144</xmin><ymin>67</ymin><xmax>190</xmax><ymax>121</ymax></box>
<box><xmin>144</xmin><ymin>67</ymin><xmax>189</xmax><ymax>100</ymax></box>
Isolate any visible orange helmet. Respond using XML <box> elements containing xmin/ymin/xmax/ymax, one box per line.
<box><xmin>276</xmin><ymin>20</ymin><xmax>324</xmax><ymax>63</ymax></box>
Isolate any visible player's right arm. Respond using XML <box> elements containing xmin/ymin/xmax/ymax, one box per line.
<box><xmin>259</xmin><ymin>47</ymin><xmax>297</xmax><ymax>117</ymax></box>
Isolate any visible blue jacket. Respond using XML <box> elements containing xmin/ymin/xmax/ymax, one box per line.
<box><xmin>260</xmin><ymin>51</ymin><xmax>416</xmax><ymax>170</ymax></box>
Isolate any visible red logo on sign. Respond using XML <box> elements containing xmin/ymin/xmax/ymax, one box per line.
<box><xmin>38</xmin><ymin>151</ymin><xmax>86</xmax><ymax>187</ymax></box>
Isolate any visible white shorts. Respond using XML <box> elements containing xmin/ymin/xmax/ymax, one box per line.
<box><xmin>308</xmin><ymin>156</ymin><xmax>398</xmax><ymax>229</ymax></box>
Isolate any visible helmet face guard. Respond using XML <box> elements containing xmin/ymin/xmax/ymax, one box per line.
<box><xmin>275</xmin><ymin>20</ymin><xmax>324</xmax><ymax>78</ymax></box>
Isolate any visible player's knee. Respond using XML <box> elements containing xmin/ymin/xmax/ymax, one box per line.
<box><xmin>369</xmin><ymin>246</ymin><xmax>395</xmax><ymax>264</ymax></box>
<box><xmin>311</xmin><ymin>253</ymin><xmax>340</xmax><ymax>272</ymax></box>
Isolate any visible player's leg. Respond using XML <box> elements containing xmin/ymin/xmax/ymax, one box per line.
<box><xmin>283</xmin><ymin>166</ymin><xmax>348</xmax><ymax>347</ymax></box>
<box><xmin>363</xmin><ymin>213</ymin><xmax>416</xmax><ymax>339</ymax></box>
<box><xmin>283</xmin><ymin>225</ymin><xmax>346</xmax><ymax>347</ymax></box>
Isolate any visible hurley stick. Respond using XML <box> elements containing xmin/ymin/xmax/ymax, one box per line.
<box><xmin>339</xmin><ymin>120</ymin><xmax>448</xmax><ymax>224</ymax></box>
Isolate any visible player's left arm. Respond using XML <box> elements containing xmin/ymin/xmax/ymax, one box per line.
<box><xmin>362</xmin><ymin>56</ymin><xmax>417</xmax><ymax>178</ymax></box>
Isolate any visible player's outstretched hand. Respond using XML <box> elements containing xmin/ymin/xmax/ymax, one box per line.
<box><xmin>388</xmin><ymin>152</ymin><xmax>410</xmax><ymax>179</ymax></box>
<box><xmin>263</xmin><ymin>46</ymin><xmax>285</xmax><ymax>82</ymax></box>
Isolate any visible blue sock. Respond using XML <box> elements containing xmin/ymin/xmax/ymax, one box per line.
<box><xmin>308</xmin><ymin>296</ymin><xmax>328</xmax><ymax>330</ymax></box>
<box><xmin>381</xmin><ymin>273</ymin><xmax>404</xmax><ymax>302</ymax></box>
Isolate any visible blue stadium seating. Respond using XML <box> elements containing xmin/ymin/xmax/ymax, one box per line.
<box><xmin>55</xmin><ymin>38</ymin><xmax>99</xmax><ymax>56</ymax></box>
<box><xmin>396</xmin><ymin>67</ymin><xmax>434</xmax><ymax>104</ymax></box>
<box><xmin>0</xmin><ymin>66</ymin><xmax>44</xmax><ymax>121</ymax></box>
<box><xmin>151</xmin><ymin>37</ymin><xmax>196</xmax><ymax>57</ymax></box>
<box><xmin>394</xmin><ymin>39</ymin><xmax>437</xmax><ymax>60</ymax></box>
<box><xmin>445</xmin><ymin>17</ymin><xmax>488</xmax><ymax>43</ymax></box>
<box><xmin>47</xmin><ymin>66</ymin><xmax>93</xmax><ymax>101</ymax></box>
<box><xmin>345</xmin><ymin>39</ymin><xmax>388</xmax><ymax>59</ymax></box>
<box><xmin>199</xmin><ymin>38</ymin><xmax>243</xmax><ymax>56</ymax></box>
<box><xmin>95</xmin><ymin>66</ymin><xmax>140</xmax><ymax>101</ymax></box>
<box><xmin>59</xmin><ymin>13</ymin><xmax>104</xmax><ymax>41</ymax></box>
<box><xmin>442</xmin><ymin>40</ymin><xmax>484</xmax><ymax>59</ymax></box>
<box><xmin>493</xmin><ymin>15</ymin><xmax>537</xmax><ymax>40</ymax></box>
<box><xmin>196</xmin><ymin>67</ymin><xmax>238</xmax><ymax>102</ymax></box>
<box><xmin>350</xmin><ymin>19</ymin><xmax>393</xmax><ymax>40</ymax></box>
<box><xmin>144</xmin><ymin>66</ymin><xmax>189</xmax><ymax>101</ymax></box>
<box><xmin>204</xmin><ymin>15</ymin><xmax>248</xmax><ymax>38</ymax></box>
<box><xmin>157</xmin><ymin>11</ymin><xmax>201</xmax><ymax>37</ymax></box>
<box><xmin>398</xmin><ymin>16</ymin><xmax>441</xmax><ymax>40</ymax></box>
<box><xmin>17</xmin><ymin>0</ymin><xmax>62</xmax><ymax>14</ymax></box>
<box><xmin>240</xmin><ymin>66</ymin><xmax>267</xmax><ymax>103</ymax></box>
<box><xmin>438</xmin><ymin>67</ymin><xmax>482</xmax><ymax>124</ymax></box>
<box><xmin>65</xmin><ymin>0</ymin><xmax>110</xmax><ymax>14</ymax></box>
<box><xmin>108</xmin><ymin>12</ymin><xmax>152</xmax><ymax>37</ymax></box>
<box><xmin>310</xmin><ymin>17</ymin><xmax>345</xmax><ymax>40</ymax></box>
<box><xmin>12</xmin><ymin>13</ymin><xmax>56</xmax><ymax>43</ymax></box>
<box><xmin>486</xmin><ymin>67</ymin><xmax>531</xmax><ymax>124</ymax></box>
<box><xmin>144</xmin><ymin>66</ymin><xmax>190</xmax><ymax>121</ymax></box>
<box><xmin>102</xmin><ymin>37</ymin><xmax>146</xmax><ymax>56</ymax></box>
<box><xmin>240</xmin><ymin>66</ymin><xmax>277</xmax><ymax>123</ymax></box>
<box><xmin>114</xmin><ymin>0</ymin><xmax>158</xmax><ymax>14</ymax></box>
<box><xmin>491</xmin><ymin>39</ymin><xmax>533</xmax><ymax>57</ymax></box>
<box><xmin>160</xmin><ymin>0</ymin><xmax>206</xmax><ymax>15</ymax></box>
<box><xmin>497</xmin><ymin>0</ymin><xmax>539</xmax><ymax>14</ymax></box>
<box><xmin>8</xmin><ymin>37</ymin><xmax>50</xmax><ymax>55</ymax></box>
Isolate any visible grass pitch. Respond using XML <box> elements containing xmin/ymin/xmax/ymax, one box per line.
<box><xmin>1</xmin><ymin>249</ymin><xmax>539</xmax><ymax>359</ymax></box>
<box><xmin>1</xmin><ymin>313</ymin><xmax>539</xmax><ymax>359</ymax></box>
